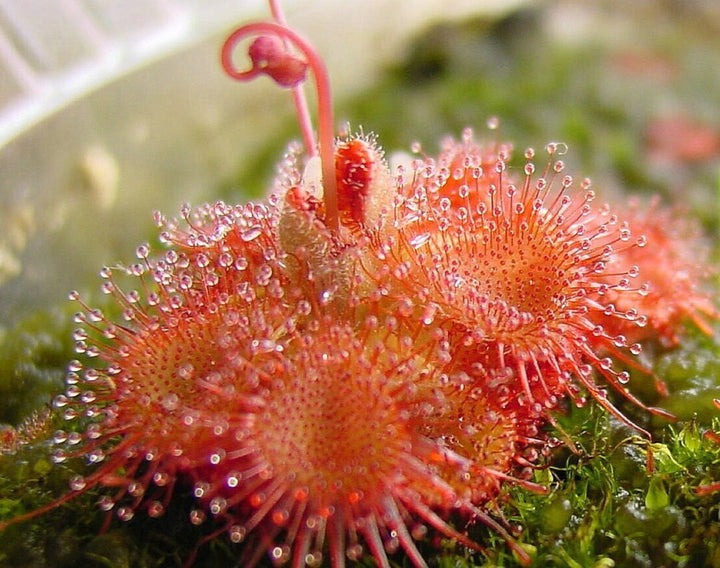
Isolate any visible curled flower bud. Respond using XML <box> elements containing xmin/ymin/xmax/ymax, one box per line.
<box><xmin>246</xmin><ymin>35</ymin><xmax>308</xmax><ymax>88</ymax></box>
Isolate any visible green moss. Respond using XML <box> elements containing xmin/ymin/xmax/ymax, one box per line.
<box><xmin>653</xmin><ymin>327</ymin><xmax>720</xmax><ymax>424</ymax></box>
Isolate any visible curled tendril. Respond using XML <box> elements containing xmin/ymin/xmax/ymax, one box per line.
<box><xmin>221</xmin><ymin>21</ymin><xmax>339</xmax><ymax>232</ymax></box>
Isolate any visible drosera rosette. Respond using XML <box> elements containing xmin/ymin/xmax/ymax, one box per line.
<box><xmin>359</xmin><ymin>129</ymin><xmax>676</xmax><ymax>437</ymax></box>
<box><xmin>594</xmin><ymin>195</ymin><xmax>719</xmax><ymax>350</ymax></box>
<box><xmin>154</xmin><ymin>192</ymin><xmax>544</xmax><ymax>565</ymax></box>
<box><xmin>185</xmin><ymin>309</ymin><xmax>537</xmax><ymax>568</ymax></box>
<box><xmin>0</xmin><ymin>224</ymin><xmax>303</xmax><ymax>532</ymax></box>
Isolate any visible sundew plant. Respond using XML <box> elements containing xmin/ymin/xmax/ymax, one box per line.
<box><xmin>1</xmin><ymin>2</ymin><xmax>720</xmax><ymax>567</ymax></box>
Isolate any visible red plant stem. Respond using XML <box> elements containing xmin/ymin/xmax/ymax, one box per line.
<box><xmin>221</xmin><ymin>21</ymin><xmax>339</xmax><ymax>233</ymax></box>
<box><xmin>269</xmin><ymin>0</ymin><xmax>316</xmax><ymax>157</ymax></box>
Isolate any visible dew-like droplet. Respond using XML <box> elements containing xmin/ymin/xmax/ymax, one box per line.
<box><xmin>346</xmin><ymin>544</ymin><xmax>364</xmax><ymax>561</ymax></box>
<box><xmin>136</xmin><ymin>244</ymin><xmax>150</xmax><ymax>259</ymax></box>
<box><xmin>52</xmin><ymin>450</ymin><xmax>67</xmax><ymax>463</ymax></box>
<box><xmin>69</xmin><ymin>475</ymin><xmax>86</xmax><ymax>491</ymax></box>
<box><xmin>117</xmin><ymin>506</ymin><xmax>135</xmax><ymax>522</ymax></box>
<box><xmin>165</xmin><ymin>250</ymin><xmax>179</xmax><ymax>264</ymax></box>
<box><xmin>128</xmin><ymin>481</ymin><xmax>145</xmax><ymax>498</ymax></box>
<box><xmin>241</xmin><ymin>226</ymin><xmax>263</xmax><ymax>242</ymax></box>
<box><xmin>409</xmin><ymin>232</ymin><xmax>431</xmax><ymax>249</ymax></box>
<box><xmin>53</xmin><ymin>430</ymin><xmax>68</xmax><ymax>444</ymax></box>
<box><xmin>188</xmin><ymin>509</ymin><xmax>205</xmax><ymax>525</ymax></box>
<box><xmin>229</xmin><ymin>525</ymin><xmax>247</xmax><ymax>543</ymax></box>
<box><xmin>97</xmin><ymin>496</ymin><xmax>114</xmax><ymax>512</ymax></box>
<box><xmin>271</xmin><ymin>545</ymin><xmax>291</xmax><ymax>565</ymax></box>
<box><xmin>577</xmin><ymin>364</ymin><xmax>592</xmax><ymax>377</ymax></box>
<box><xmin>194</xmin><ymin>482</ymin><xmax>210</xmax><ymax>498</ymax></box>
<box><xmin>421</xmin><ymin>304</ymin><xmax>437</xmax><ymax>325</ymax></box>
<box><xmin>54</xmin><ymin>394</ymin><xmax>69</xmax><ymax>408</ymax></box>
<box><xmin>85</xmin><ymin>368</ymin><xmax>101</xmax><ymax>381</ymax></box>
<box><xmin>86</xmin><ymin>448</ymin><xmax>105</xmax><ymax>463</ymax></box>
<box><xmin>210</xmin><ymin>497</ymin><xmax>228</xmax><ymax>515</ymax></box>
<box><xmin>80</xmin><ymin>391</ymin><xmax>97</xmax><ymax>403</ymax></box>
<box><xmin>210</xmin><ymin>449</ymin><xmax>226</xmax><ymax>465</ymax></box>
<box><xmin>63</xmin><ymin>408</ymin><xmax>79</xmax><ymax>421</ymax></box>
<box><xmin>85</xmin><ymin>424</ymin><xmax>102</xmax><ymax>440</ymax></box>
<box><xmin>219</xmin><ymin>252</ymin><xmax>233</xmax><ymax>267</ymax></box>
<box><xmin>153</xmin><ymin>472</ymin><xmax>170</xmax><ymax>486</ymax></box>
<box><xmin>147</xmin><ymin>501</ymin><xmax>165</xmax><ymax>518</ymax></box>
<box><xmin>411</xmin><ymin>523</ymin><xmax>428</xmax><ymax>540</ymax></box>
